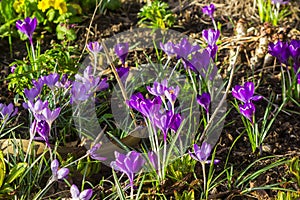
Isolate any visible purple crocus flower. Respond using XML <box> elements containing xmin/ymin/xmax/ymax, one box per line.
<box><xmin>87</xmin><ymin>41</ymin><xmax>102</xmax><ymax>54</ymax></box>
<box><xmin>160</xmin><ymin>41</ymin><xmax>175</xmax><ymax>57</ymax></box>
<box><xmin>202</xmin><ymin>4</ymin><xmax>215</xmax><ymax>19</ymax></box>
<box><xmin>10</xmin><ymin>65</ymin><xmax>16</xmax><ymax>73</ymax></box>
<box><xmin>27</xmin><ymin>99</ymin><xmax>49</xmax><ymax>115</ymax></box>
<box><xmin>87</xmin><ymin>143</ymin><xmax>107</xmax><ymax>161</ymax></box>
<box><xmin>173</xmin><ymin>38</ymin><xmax>200</xmax><ymax>69</ymax></box>
<box><xmin>42</xmin><ymin>73</ymin><xmax>60</xmax><ymax>90</ymax></box>
<box><xmin>24</xmin><ymin>88</ymin><xmax>41</xmax><ymax>102</ymax></box>
<box><xmin>110</xmin><ymin>151</ymin><xmax>145</xmax><ymax>187</ymax></box>
<box><xmin>268</xmin><ymin>41</ymin><xmax>290</xmax><ymax>64</ymax></box>
<box><xmin>127</xmin><ymin>93</ymin><xmax>162</xmax><ymax>119</ymax></box>
<box><xmin>34</xmin><ymin>120</ymin><xmax>50</xmax><ymax>147</ymax></box>
<box><xmin>154</xmin><ymin>111</ymin><xmax>182</xmax><ymax>141</ymax></box>
<box><xmin>173</xmin><ymin>38</ymin><xmax>200</xmax><ymax>59</ymax></box>
<box><xmin>189</xmin><ymin>142</ymin><xmax>219</xmax><ymax>164</ymax></box>
<box><xmin>147</xmin><ymin>151</ymin><xmax>159</xmax><ymax>170</ymax></box>
<box><xmin>0</xmin><ymin>103</ymin><xmax>18</xmax><ymax>120</ymax></box>
<box><xmin>51</xmin><ymin>159</ymin><xmax>69</xmax><ymax>181</ymax></box>
<box><xmin>289</xmin><ymin>40</ymin><xmax>300</xmax><ymax>64</ymax></box>
<box><xmin>70</xmin><ymin>184</ymin><xmax>93</xmax><ymax>200</ymax></box>
<box><xmin>164</xmin><ymin>85</ymin><xmax>180</xmax><ymax>105</ymax></box>
<box><xmin>70</xmin><ymin>81</ymin><xmax>93</xmax><ymax>104</ymax></box>
<box><xmin>232</xmin><ymin>82</ymin><xmax>262</xmax><ymax>103</ymax></box>
<box><xmin>16</xmin><ymin>17</ymin><xmax>37</xmax><ymax>44</ymax></box>
<box><xmin>239</xmin><ymin>102</ymin><xmax>256</xmax><ymax>123</ymax></box>
<box><xmin>116</xmin><ymin>66</ymin><xmax>129</xmax><ymax>84</ymax></box>
<box><xmin>197</xmin><ymin>92</ymin><xmax>211</xmax><ymax>114</ymax></box>
<box><xmin>202</xmin><ymin>29</ymin><xmax>220</xmax><ymax>47</ymax></box>
<box><xmin>147</xmin><ymin>79</ymin><xmax>168</xmax><ymax>97</ymax></box>
<box><xmin>188</xmin><ymin>50</ymin><xmax>210</xmax><ymax>73</ymax></box>
<box><xmin>97</xmin><ymin>77</ymin><xmax>109</xmax><ymax>91</ymax></box>
<box><xmin>114</xmin><ymin>43</ymin><xmax>129</xmax><ymax>65</ymax></box>
<box><xmin>41</xmin><ymin>107</ymin><xmax>61</xmax><ymax>126</ymax></box>
<box><xmin>271</xmin><ymin>0</ymin><xmax>289</xmax><ymax>4</ymax></box>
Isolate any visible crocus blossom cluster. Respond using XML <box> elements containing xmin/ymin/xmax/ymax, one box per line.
<box><xmin>160</xmin><ymin>38</ymin><xmax>218</xmax><ymax>79</ymax></box>
<box><xmin>110</xmin><ymin>151</ymin><xmax>145</xmax><ymax>187</ymax></box>
<box><xmin>189</xmin><ymin>142</ymin><xmax>219</xmax><ymax>164</ymax></box>
<box><xmin>16</xmin><ymin>17</ymin><xmax>37</xmax><ymax>44</ymax></box>
<box><xmin>232</xmin><ymin>82</ymin><xmax>262</xmax><ymax>123</ymax></box>
<box><xmin>127</xmin><ymin>80</ymin><xmax>182</xmax><ymax>141</ymax></box>
<box><xmin>23</xmin><ymin>74</ymin><xmax>70</xmax><ymax>146</ymax></box>
<box><xmin>70</xmin><ymin>184</ymin><xmax>93</xmax><ymax>200</ymax></box>
<box><xmin>268</xmin><ymin>40</ymin><xmax>300</xmax><ymax>84</ymax></box>
<box><xmin>51</xmin><ymin>159</ymin><xmax>69</xmax><ymax>181</ymax></box>
<box><xmin>70</xmin><ymin>66</ymin><xmax>108</xmax><ymax>104</ymax></box>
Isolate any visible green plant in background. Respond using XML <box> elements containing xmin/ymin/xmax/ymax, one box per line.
<box><xmin>276</xmin><ymin>191</ymin><xmax>300</xmax><ymax>200</ymax></box>
<box><xmin>138</xmin><ymin>0</ymin><xmax>175</xmax><ymax>30</ymax></box>
<box><xmin>7</xmin><ymin>42</ymin><xmax>79</xmax><ymax>95</ymax></box>
<box><xmin>288</xmin><ymin>157</ymin><xmax>300</xmax><ymax>187</ymax></box>
<box><xmin>0</xmin><ymin>151</ymin><xmax>27</xmax><ymax>198</ymax></box>
<box><xmin>256</xmin><ymin>0</ymin><xmax>290</xmax><ymax>26</ymax></box>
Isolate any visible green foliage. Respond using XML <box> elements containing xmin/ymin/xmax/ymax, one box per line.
<box><xmin>276</xmin><ymin>191</ymin><xmax>300</xmax><ymax>200</ymax></box>
<box><xmin>0</xmin><ymin>151</ymin><xmax>27</xmax><ymax>198</ymax></box>
<box><xmin>138</xmin><ymin>0</ymin><xmax>175</xmax><ymax>30</ymax></box>
<box><xmin>174</xmin><ymin>189</ymin><xmax>195</xmax><ymax>200</ymax></box>
<box><xmin>7</xmin><ymin>42</ymin><xmax>79</xmax><ymax>94</ymax></box>
<box><xmin>257</xmin><ymin>0</ymin><xmax>291</xmax><ymax>26</ymax></box>
<box><xmin>288</xmin><ymin>157</ymin><xmax>300</xmax><ymax>187</ymax></box>
<box><xmin>167</xmin><ymin>155</ymin><xmax>196</xmax><ymax>181</ymax></box>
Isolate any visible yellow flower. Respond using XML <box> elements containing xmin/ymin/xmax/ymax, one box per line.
<box><xmin>37</xmin><ymin>0</ymin><xmax>51</xmax><ymax>12</ymax></box>
<box><xmin>13</xmin><ymin>0</ymin><xmax>25</xmax><ymax>13</ymax></box>
<box><xmin>54</xmin><ymin>0</ymin><xmax>67</xmax><ymax>14</ymax></box>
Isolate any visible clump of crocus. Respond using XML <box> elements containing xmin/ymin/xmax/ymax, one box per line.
<box><xmin>197</xmin><ymin>92</ymin><xmax>211</xmax><ymax>114</ymax></box>
<box><xmin>111</xmin><ymin>151</ymin><xmax>145</xmax><ymax>187</ymax></box>
<box><xmin>114</xmin><ymin>43</ymin><xmax>129</xmax><ymax>65</ymax></box>
<box><xmin>16</xmin><ymin>17</ymin><xmax>37</xmax><ymax>45</ymax></box>
<box><xmin>70</xmin><ymin>184</ymin><xmax>93</xmax><ymax>200</ymax></box>
<box><xmin>51</xmin><ymin>159</ymin><xmax>69</xmax><ymax>181</ymax></box>
<box><xmin>70</xmin><ymin>65</ymin><xmax>108</xmax><ymax>104</ymax></box>
<box><xmin>232</xmin><ymin>82</ymin><xmax>262</xmax><ymax>123</ymax></box>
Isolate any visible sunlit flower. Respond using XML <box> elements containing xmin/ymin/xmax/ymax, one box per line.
<box><xmin>111</xmin><ymin>151</ymin><xmax>145</xmax><ymax>187</ymax></box>
<box><xmin>87</xmin><ymin>143</ymin><xmax>107</xmax><ymax>161</ymax></box>
<box><xmin>239</xmin><ymin>102</ymin><xmax>256</xmax><ymax>123</ymax></box>
<box><xmin>16</xmin><ymin>17</ymin><xmax>38</xmax><ymax>44</ymax></box>
<box><xmin>54</xmin><ymin>0</ymin><xmax>67</xmax><ymax>14</ymax></box>
<box><xmin>202</xmin><ymin>4</ymin><xmax>215</xmax><ymax>19</ymax></box>
<box><xmin>232</xmin><ymin>82</ymin><xmax>262</xmax><ymax>103</ymax></box>
<box><xmin>38</xmin><ymin>0</ymin><xmax>51</xmax><ymax>12</ymax></box>
<box><xmin>87</xmin><ymin>41</ymin><xmax>102</xmax><ymax>54</ymax></box>
<box><xmin>0</xmin><ymin>103</ymin><xmax>18</xmax><ymax>122</ymax></box>
<box><xmin>114</xmin><ymin>43</ymin><xmax>129</xmax><ymax>65</ymax></box>
<box><xmin>268</xmin><ymin>40</ymin><xmax>290</xmax><ymax>64</ymax></box>
<box><xmin>189</xmin><ymin>142</ymin><xmax>219</xmax><ymax>164</ymax></box>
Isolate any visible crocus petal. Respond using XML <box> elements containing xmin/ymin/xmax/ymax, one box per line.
<box><xmin>79</xmin><ymin>189</ymin><xmax>93</xmax><ymax>200</ymax></box>
<box><xmin>70</xmin><ymin>184</ymin><xmax>80</xmax><ymax>198</ymax></box>
<box><xmin>57</xmin><ymin>167</ymin><xmax>69</xmax><ymax>180</ymax></box>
